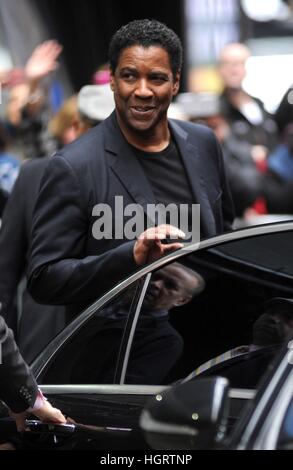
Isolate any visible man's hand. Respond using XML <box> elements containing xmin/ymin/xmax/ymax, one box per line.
<box><xmin>134</xmin><ymin>224</ymin><xmax>185</xmax><ymax>266</ymax></box>
<box><xmin>25</xmin><ymin>40</ymin><xmax>63</xmax><ymax>83</ymax></box>
<box><xmin>10</xmin><ymin>399</ymin><xmax>66</xmax><ymax>432</ymax></box>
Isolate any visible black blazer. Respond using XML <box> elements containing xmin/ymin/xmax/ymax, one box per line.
<box><xmin>0</xmin><ymin>158</ymin><xmax>65</xmax><ymax>363</ymax></box>
<box><xmin>28</xmin><ymin>112</ymin><xmax>234</xmax><ymax>318</ymax></box>
<box><xmin>0</xmin><ymin>315</ymin><xmax>37</xmax><ymax>413</ymax></box>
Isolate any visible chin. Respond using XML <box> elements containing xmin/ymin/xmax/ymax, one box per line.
<box><xmin>128</xmin><ymin>120</ymin><xmax>155</xmax><ymax>133</ymax></box>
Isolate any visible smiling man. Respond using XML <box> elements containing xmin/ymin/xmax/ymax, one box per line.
<box><xmin>110</xmin><ymin>44</ymin><xmax>179</xmax><ymax>150</ymax></box>
<box><xmin>28</xmin><ymin>20</ymin><xmax>234</xmax><ymax>320</ymax></box>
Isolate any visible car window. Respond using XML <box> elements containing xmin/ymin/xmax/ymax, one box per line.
<box><xmin>38</xmin><ymin>280</ymin><xmax>144</xmax><ymax>385</ymax></box>
<box><xmin>37</xmin><ymin>228</ymin><xmax>293</xmax><ymax>389</ymax></box>
<box><xmin>211</xmin><ymin>231</ymin><xmax>293</xmax><ymax>280</ymax></box>
<box><xmin>124</xmin><ymin>230</ymin><xmax>293</xmax><ymax>387</ymax></box>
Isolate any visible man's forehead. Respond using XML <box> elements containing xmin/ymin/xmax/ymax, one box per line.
<box><xmin>159</xmin><ymin>264</ymin><xmax>192</xmax><ymax>280</ymax></box>
<box><xmin>117</xmin><ymin>45</ymin><xmax>172</xmax><ymax>68</ymax></box>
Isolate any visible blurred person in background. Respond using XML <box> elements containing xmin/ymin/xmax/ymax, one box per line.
<box><xmin>4</xmin><ymin>40</ymin><xmax>62</xmax><ymax>160</ymax></box>
<box><xmin>92</xmin><ymin>63</ymin><xmax>111</xmax><ymax>85</ymax></box>
<box><xmin>267</xmin><ymin>123</ymin><xmax>293</xmax><ymax>184</ymax></box>
<box><xmin>48</xmin><ymin>95</ymin><xmax>78</xmax><ymax>148</ymax></box>
<box><xmin>176</xmin><ymin>92</ymin><xmax>293</xmax><ymax>219</ymax></box>
<box><xmin>274</xmin><ymin>84</ymin><xmax>293</xmax><ymax>134</ymax></box>
<box><xmin>218</xmin><ymin>43</ymin><xmax>278</xmax><ymax>158</ymax></box>
<box><xmin>0</xmin><ymin>123</ymin><xmax>20</xmax><ymax>204</ymax></box>
<box><xmin>176</xmin><ymin>92</ymin><xmax>267</xmax><ymax>217</ymax></box>
<box><xmin>0</xmin><ymin>83</ymin><xmax>114</xmax><ymax>363</ymax></box>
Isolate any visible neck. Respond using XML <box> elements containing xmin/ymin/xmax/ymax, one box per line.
<box><xmin>116</xmin><ymin>113</ymin><xmax>171</xmax><ymax>152</ymax></box>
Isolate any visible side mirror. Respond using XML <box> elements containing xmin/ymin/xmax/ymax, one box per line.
<box><xmin>140</xmin><ymin>377</ymin><xmax>229</xmax><ymax>450</ymax></box>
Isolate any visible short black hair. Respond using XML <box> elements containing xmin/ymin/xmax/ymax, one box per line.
<box><xmin>109</xmin><ymin>19</ymin><xmax>183</xmax><ymax>78</ymax></box>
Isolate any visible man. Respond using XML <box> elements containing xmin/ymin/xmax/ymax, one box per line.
<box><xmin>28</xmin><ymin>19</ymin><xmax>234</xmax><ymax>320</ymax></box>
<box><xmin>218</xmin><ymin>42</ymin><xmax>277</xmax><ymax>152</ymax></box>
<box><xmin>0</xmin><ymin>315</ymin><xmax>65</xmax><ymax>433</ymax></box>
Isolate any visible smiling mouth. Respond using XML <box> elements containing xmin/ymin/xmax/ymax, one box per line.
<box><xmin>131</xmin><ymin>106</ymin><xmax>155</xmax><ymax>114</ymax></box>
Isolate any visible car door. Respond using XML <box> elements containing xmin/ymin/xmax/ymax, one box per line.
<box><xmin>0</xmin><ymin>278</ymin><xmax>158</xmax><ymax>449</ymax></box>
<box><xmin>1</xmin><ymin>222</ymin><xmax>293</xmax><ymax>449</ymax></box>
<box><xmin>121</xmin><ymin>223</ymin><xmax>293</xmax><ymax>436</ymax></box>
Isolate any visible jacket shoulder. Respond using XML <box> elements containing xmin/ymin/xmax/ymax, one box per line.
<box><xmin>170</xmin><ymin>118</ymin><xmax>217</xmax><ymax>145</ymax></box>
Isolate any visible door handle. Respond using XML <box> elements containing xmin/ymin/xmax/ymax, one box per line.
<box><xmin>25</xmin><ymin>420</ymin><xmax>76</xmax><ymax>436</ymax></box>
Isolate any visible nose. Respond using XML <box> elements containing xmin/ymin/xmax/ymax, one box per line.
<box><xmin>134</xmin><ymin>79</ymin><xmax>153</xmax><ymax>99</ymax></box>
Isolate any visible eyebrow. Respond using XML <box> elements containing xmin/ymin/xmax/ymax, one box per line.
<box><xmin>120</xmin><ymin>67</ymin><xmax>137</xmax><ymax>73</ymax></box>
<box><xmin>120</xmin><ymin>67</ymin><xmax>170</xmax><ymax>77</ymax></box>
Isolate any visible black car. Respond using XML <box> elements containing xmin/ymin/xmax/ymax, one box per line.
<box><xmin>1</xmin><ymin>221</ymin><xmax>293</xmax><ymax>450</ymax></box>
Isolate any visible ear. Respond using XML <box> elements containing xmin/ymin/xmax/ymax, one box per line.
<box><xmin>172</xmin><ymin>71</ymin><xmax>180</xmax><ymax>97</ymax></box>
<box><xmin>110</xmin><ymin>71</ymin><xmax>115</xmax><ymax>92</ymax></box>
<box><xmin>175</xmin><ymin>295</ymin><xmax>192</xmax><ymax>307</ymax></box>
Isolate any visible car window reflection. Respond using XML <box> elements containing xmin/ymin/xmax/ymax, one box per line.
<box><xmin>125</xmin><ymin>263</ymin><xmax>205</xmax><ymax>385</ymax></box>
<box><xmin>40</xmin><ymin>283</ymin><xmax>141</xmax><ymax>384</ymax></box>
<box><xmin>183</xmin><ymin>298</ymin><xmax>293</xmax><ymax>388</ymax></box>
<box><xmin>125</xmin><ymin>258</ymin><xmax>293</xmax><ymax>388</ymax></box>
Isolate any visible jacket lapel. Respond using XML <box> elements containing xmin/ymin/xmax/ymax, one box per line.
<box><xmin>104</xmin><ymin>113</ymin><xmax>157</xmax><ymax>225</ymax></box>
<box><xmin>169</xmin><ymin>120</ymin><xmax>216</xmax><ymax>237</ymax></box>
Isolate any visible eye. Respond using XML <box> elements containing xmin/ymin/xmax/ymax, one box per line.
<box><xmin>165</xmin><ymin>280</ymin><xmax>177</xmax><ymax>290</ymax></box>
<box><xmin>150</xmin><ymin>75</ymin><xmax>168</xmax><ymax>84</ymax></box>
<box><xmin>121</xmin><ymin>72</ymin><xmax>136</xmax><ymax>81</ymax></box>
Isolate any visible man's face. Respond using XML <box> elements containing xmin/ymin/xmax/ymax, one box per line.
<box><xmin>219</xmin><ymin>45</ymin><xmax>249</xmax><ymax>90</ymax></box>
<box><xmin>144</xmin><ymin>264</ymin><xmax>199</xmax><ymax>311</ymax></box>
<box><xmin>110</xmin><ymin>45</ymin><xmax>180</xmax><ymax>135</ymax></box>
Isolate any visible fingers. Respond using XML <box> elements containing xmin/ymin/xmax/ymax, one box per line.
<box><xmin>138</xmin><ymin>224</ymin><xmax>185</xmax><ymax>242</ymax></box>
<box><xmin>9</xmin><ymin>400</ymin><xmax>66</xmax><ymax>434</ymax></box>
<box><xmin>161</xmin><ymin>242</ymin><xmax>184</xmax><ymax>254</ymax></box>
<box><xmin>25</xmin><ymin>40</ymin><xmax>63</xmax><ymax>81</ymax></box>
<box><xmin>134</xmin><ymin>224</ymin><xmax>185</xmax><ymax>266</ymax></box>
<box><xmin>9</xmin><ymin>411</ymin><xmax>28</xmax><ymax>432</ymax></box>
<box><xmin>32</xmin><ymin>40</ymin><xmax>63</xmax><ymax>59</ymax></box>
<box><xmin>33</xmin><ymin>401</ymin><xmax>66</xmax><ymax>424</ymax></box>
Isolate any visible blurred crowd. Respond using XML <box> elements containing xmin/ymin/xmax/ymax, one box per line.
<box><xmin>0</xmin><ymin>41</ymin><xmax>114</xmax><ymax>212</ymax></box>
<box><xmin>0</xmin><ymin>37</ymin><xmax>293</xmax><ymax>361</ymax></box>
<box><xmin>1</xmin><ymin>39</ymin><xmax>293</xmax><ymax>224</ymax></box>
<box><xmin>173</xmin><ymin>43</ymin><xmax>293</xmax><ymax>224</ymax></box>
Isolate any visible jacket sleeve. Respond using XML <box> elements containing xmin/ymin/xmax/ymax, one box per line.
<box><xmin>27</xmin><ymin>155</ymin><xmax>138</xmax><ymax>306</ymax></box>
<box><xmin>0</xmin><ymin>315</ymin><xmax>38</xmax><ymax>413</ymax></box>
